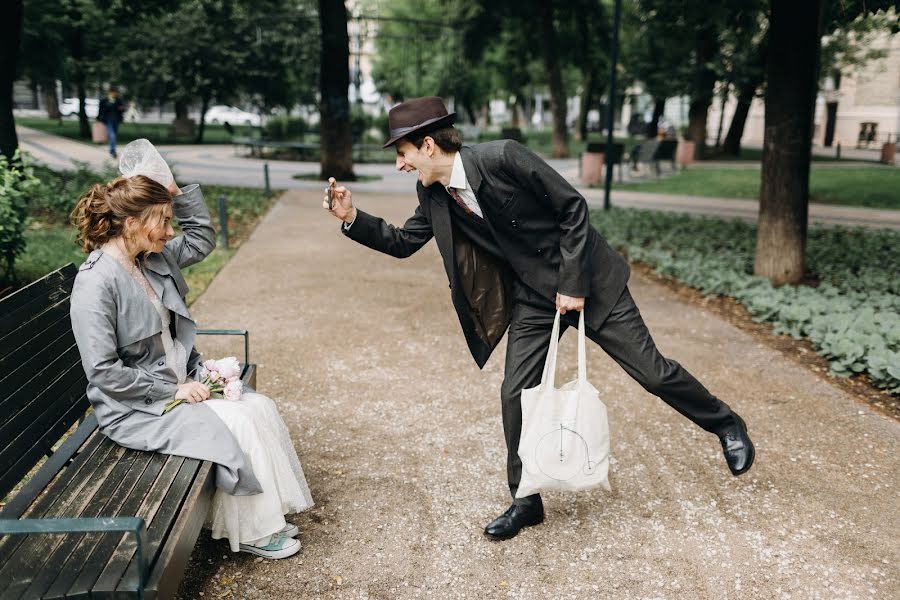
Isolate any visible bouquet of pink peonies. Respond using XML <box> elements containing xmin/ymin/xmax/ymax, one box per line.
<box><xmin>164</xmin><ymin>356</ymin><xmax>243</xmax><ymax>413</ymax></box>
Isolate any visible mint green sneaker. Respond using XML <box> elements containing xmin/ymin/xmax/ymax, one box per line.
<box><xmin>279</xmin><ymin>522</ymin><xmax>299</xmax><ymax>538</ymax></box>
<box><xmin>239</xmin><ymin>533</ymin><xmax>301</xmax><ymax>559</ymax></box>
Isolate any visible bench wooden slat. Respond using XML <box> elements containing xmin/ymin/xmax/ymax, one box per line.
<box><xmin>64</xmin><ymin>452</ymin><xmax>168</xmax><ymax>599</ymax></box>
<box><xmin>143</xmin><ymin>460</ymin><xmax>215</xmax><ymax>600</ymax></box>
<box><xmin>0</xmin><ymin>354</ymin><xmax>84</xmax><ymax>461</ymax></box>
<box><xmin>114</xmin><ymin>458</ymin><xmax>205</xmax><ymax>597</ymax></box>
<box><xmin>0</xmin><ymin>378</ymin><xmax>88</xmax><ymax>499</ymax></box>
<box><xmin>0</xmin><ymin>395</ymin><xmax>91</xmax><ymax>510</ymax></box>
<box><xmin>90</xmin><ymin>456</ymin><xmax>190</xmax><ymax>598</ymax></box>
<box><xmin>0</xmin><ymin>415</ymin><xmax>100</xmax><ymax>520</ymax></box>
<box><xmin>23</xmin><ymin>450</ymin><xmax>145</xmax><ymax>598</ymax></box>
<box><xmin>0</xmin><ymin>266</ymin><xmax>75</xmax><ymax>339</ymax></box>
<box><xmin>0</xmin><ymin>297</ymin><xmax>71</xmax><ymax>363</ymax></box>
<box><xmin>0</xmin><ymin>318</ymin><xmax>77</xmax><ymax>403</ymax></box>
<box><xmin>0</xmin><ymin>441</ymin><xmax>123</xmax><ymax>599</ymax></box>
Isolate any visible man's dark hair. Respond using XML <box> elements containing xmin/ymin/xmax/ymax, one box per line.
<box><xmin>406</xmin><ymin>126</ymin><xmax>462</xmax><ymax>153</ymax></box>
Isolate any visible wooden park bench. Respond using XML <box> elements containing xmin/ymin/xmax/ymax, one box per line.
<box><xmin>630</xmin><ymin>138</ymin><xmax>678</xmax><ymax>176</ymax></box>
<box><xmin>0</xmin><ymin>263</ymin><xmax>256</xmax><ymax>599</ymax></box>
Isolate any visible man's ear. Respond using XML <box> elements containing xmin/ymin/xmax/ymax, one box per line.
<box><xmin>424</xmin><ymin>136</ymin><xmax>436</xmax><ymax>156</ymax></box>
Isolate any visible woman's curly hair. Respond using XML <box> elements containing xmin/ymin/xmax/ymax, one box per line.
<box><xmin>70</xmin><ymin>175</ymin><xmax>172</xmax><ymax>253</ymax></box>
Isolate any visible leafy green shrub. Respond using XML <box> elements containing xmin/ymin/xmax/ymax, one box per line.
<box><xmin>266</xmin><ymin>116</ymin><xmax>308</xmax><ymax>141</ymax></box>
<box><xmin>29</xmin><ymin>161</ymin><xmax>119</xmax><ymax>223</ymax></box>
<box><xmin>591</xmin><ymin>208</ymin><xmax>900</xmax><ymax>393</ymax></box>
<box><xmin>0</xmin><ymin>151</ymin><xmax>42</xmax><ymax>285</ymax></box>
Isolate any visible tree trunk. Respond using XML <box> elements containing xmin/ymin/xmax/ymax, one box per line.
<box><xmin>648</xmin><ymin>97</ymin><xmax>665</xmax><ymax>139</ymax></box>
<box><xmin>511</xmin><ymin>96</ymin><xmax>522</xmax><ymax>128</ymax></box>
<box><xmin>195</xmin><ymin>93</ymin><xmax>210</xmax><ymax>144</ymax></box>
<box><xmin>576</xmin><ymin>70</ymin><xmax>596</xmax><ymax>142</ymax></box>
<box><xmin>318</xmin><ymin>0</ymin><xmax>355</xmax><ymax>180</ymax></box>
<box><xmin>823</xmin><ymin>101</ymin><xmax>837</xmax><ymax>146</ymax></box>
<box><xmin>462</xmin><ymin>100</ymin><xmax>478</xmax><ymax>125</ymax></box>
<box><xmin>43</xmin><ymin>89</ymin><xmax>60</xmax><ymax>119</ymax></box>
<box><xmin>714</xmin><ymin>83</ymin><xmax>729</xmax><ymax>148</ymax></box>
<box><xmin>77</xmin><ymin>81</ymin><xmax>90</xmax><ymax>139</ymax></box>
<box><xmin>685</xmin><ymin>26</ymin><xmax>719</xmax><ymax>159</ymax></box>
<box><xmin>755</xmin><ymin>0</ymin><xmax>823</xmax><ymax>286</ymax></box>
<box><xmin>722</xmin><ymin>81</ymin><xmax>757</xmax><ymax>156</ymax></box>
<box><xmin>0</xmin><ymin>0</ymin><xmax>23</xmax><ymax>162</ymax></box>
<box><xmin>174</xmin><ymin>101</ymin><xmax>188</xmax><ymax>120</ymax></box>
<box><xmin>539</xmin><ymin>4</ymin><xmax>569</xmax><ymax>158</ymax></box>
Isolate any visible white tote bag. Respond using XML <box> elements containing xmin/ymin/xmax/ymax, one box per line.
<box><xmin>515</xmin><ymin>310</ymin><xmax>611</xmax><ymax>498</ymax></box>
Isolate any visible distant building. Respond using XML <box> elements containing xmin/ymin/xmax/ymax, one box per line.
<box><xmin>709</xmin><ymin>28</ymin><xmax>900</xmax><ymax>149</ymax></box>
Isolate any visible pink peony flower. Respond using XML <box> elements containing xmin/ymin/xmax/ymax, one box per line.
<box><xmin>224</xmin><ymin>379</ymin><xmax>243</xmax><ymax>402</ymax></box>
<box><xmin>203</xmin><ymin>359</ymin><xmax>217</xmax><ymax>372</ymax></box>
<box><xmin>208</xmin><ymin>370</ymin><xmax>221</xmax><ymax>383</ymax></box>
<box><xmin>217</xmin><ymin>357</ymin><xmax>242</xmax><ymax>380</ymax></box>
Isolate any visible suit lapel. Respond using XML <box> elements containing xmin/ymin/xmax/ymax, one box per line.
<box><xmin>459</xmin><ymin>147</ymin><xmax>483</xmax><ymax>196</ymax></box>
<box><xmin>427</xmin><ymin>185</ymin><xmax>456</xmax><ymax>283</ymax></box>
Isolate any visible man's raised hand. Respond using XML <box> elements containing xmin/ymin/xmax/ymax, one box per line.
<box><xmin>323</xmin><ymin>177</ymin><xmax>357</xmax><ymax>223</ymax></box>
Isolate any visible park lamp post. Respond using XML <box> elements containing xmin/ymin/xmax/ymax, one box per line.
<box><xmin>603</xmin><ymin>0</ymin><xmax>623</xmax><ymax>211</ymax></box>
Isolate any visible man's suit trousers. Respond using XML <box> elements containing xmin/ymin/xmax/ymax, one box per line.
<box><xmin>502</xmin><ymin>280</ymin><xmax>738</xmax><ymax>505</ymax></box>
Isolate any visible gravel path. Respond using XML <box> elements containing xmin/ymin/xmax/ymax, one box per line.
<box><xmin>180</xmin><ymin>189</ymin><xmax>899</xmax><ymax>599</ymax></box>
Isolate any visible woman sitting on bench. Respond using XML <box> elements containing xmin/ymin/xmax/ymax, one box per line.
<box><xmin>68</xmin><ymin>175</ymin><xmax>313</xmax><ymax>560</ymax></box>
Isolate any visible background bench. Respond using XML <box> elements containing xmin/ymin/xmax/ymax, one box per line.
<box><xmin>630</xmin><ymin>138</ymin><xmax>678</xmax><ymax>176</ymax></box>
<box><xmin>0</xmin><ymin>264</ymin><xmax>256</xmax><ymax>599</ymax></box>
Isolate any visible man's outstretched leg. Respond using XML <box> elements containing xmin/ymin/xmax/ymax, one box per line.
<box><xmin>584</xmin><ymin>287</ymin><xmax>755</xmax><ymax>475</ymax></box>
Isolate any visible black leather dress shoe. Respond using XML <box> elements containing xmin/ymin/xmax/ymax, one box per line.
<box><xmin>719</xmin><ymin>414</ymin><xmax>755</xmax><ymax>476</ymax></box>
<box><xmin>484</xmin><ymin>503</ymin><xmax>545</xmax><ymax>540</ymax></box>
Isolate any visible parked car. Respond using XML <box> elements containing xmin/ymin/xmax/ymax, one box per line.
<box><xmin>204</xmin><ymin>105</ymin><xmax>261</xmax><ymax>127</ymax></box>
<box><xmin>59</xmin><ymin>97</ymin><xmax>99</xmax><ymax>119</ymax></box>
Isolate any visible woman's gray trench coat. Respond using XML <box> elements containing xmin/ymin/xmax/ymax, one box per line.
<box><xmin>69</xmin><ymin>184</ymin><xmax>262</xmax><ymax>495</ymax></box>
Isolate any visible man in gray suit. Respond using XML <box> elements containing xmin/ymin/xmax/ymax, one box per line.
<box><xmin>324</xmin><ymin>96</ymin><xmax>754</xmax><ymax>540</ymax></box>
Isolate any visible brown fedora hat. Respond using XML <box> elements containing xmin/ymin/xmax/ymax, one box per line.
<box><xmin>382</xmin><ymin>96</ymin><xmax>456</xmax><ymax>148</ymax></box>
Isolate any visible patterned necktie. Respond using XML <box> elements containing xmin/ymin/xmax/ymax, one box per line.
<box><xmin>448</xmin><ymin>186</ymin><xmax>476</xmax><ymax>217</ymax></box>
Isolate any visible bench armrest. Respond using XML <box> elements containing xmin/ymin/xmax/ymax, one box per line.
<box><xmin>196</xmin><ymin>329</ymin><xmax>250</xmax><ymax>365</ymax></box>
<box><xmin>0</xmin><ymin>516</ymin><xmax>148</xmax><ymax>592</ymax></box>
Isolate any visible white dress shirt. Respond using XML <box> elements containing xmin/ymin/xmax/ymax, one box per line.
<box><xmin>446</xmin><ymin>152</ymin><xmax>483</xmax><ymax>218</ymax></box>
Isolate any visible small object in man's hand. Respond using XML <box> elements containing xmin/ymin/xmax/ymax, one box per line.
<box><xmin>327</xmin><ymin>180</ymin><xmax>335</xmax><ymax>210</ymax></box>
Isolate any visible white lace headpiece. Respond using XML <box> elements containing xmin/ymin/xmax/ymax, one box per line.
<box><xmin>118</xmin><ymin>138</ymin><xmax>174</xmax><ymax>188</ymax></box>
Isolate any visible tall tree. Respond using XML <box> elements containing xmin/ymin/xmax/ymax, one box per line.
<box><xmin>683</xmin><ymin>22</ymin><xmax>720</xmax><ymax>158</ymax></box>
<box><xmin>319</xmin><ymin>0</ymin><xmax>355</xmax><ymax>180</ymax></box>
<box><xmin>719</xmin><ymin>0</ymin><xmax>769</xmax><ymax>156</ymax></box>
<box><xmin>621</xmin><ymin>0</ymin><xmax>693</xmax><ymax>138</ymax></box>
<box><xmin>754</xmin><ymin>0</ymin><xmax>895</xmax><ymax>285</ymax></box>
<box><xmin>1</xmin><ymin>0</ymin><xmax>24</xmax><ymax>162</ymax></box>
<box><xmin>538</xmin><ymin>2</ymin><xmax>570</xmax><ymax>157</ymax></box>
<box><xmin>19</xmin><ymin>0</ymin><xmax>67</xmax><ymax>119</ymax></box>
<box><xmin>755</xmin><ymin>0</ymin><xmax>822</xmax><ymax>285</ymax></box>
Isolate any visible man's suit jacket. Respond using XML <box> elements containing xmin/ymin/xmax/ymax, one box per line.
<box><xmin>343</xmin><ymin>140</ymin><xmax>630</xmax><ymax>368</ymax></box>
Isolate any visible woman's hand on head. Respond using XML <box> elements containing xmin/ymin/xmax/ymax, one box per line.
<box><xmin>175</xmin><ymin>381</ymin><xmax>211</xmax><ymax>404</ymax></box>
<box><xmin>167</xmin><ymin>181</ymin><xmax>180</xmax><ymax>196</ymax></box>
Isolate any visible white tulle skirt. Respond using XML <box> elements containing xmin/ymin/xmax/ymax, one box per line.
<box><xmin>203</xmin><ymin>392</ymin><xmax>314</xmax><ymax>551</ymax></box>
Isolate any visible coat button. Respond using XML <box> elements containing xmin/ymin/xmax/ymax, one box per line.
<box><xmin>510</xmin><ymin>220</ymin><xmax>518</xmax><ymax>228</ymax></box>
<box><xmin>144</xmin><ymin>399</ymin><xmax>152</xmax><ymax>405</ymax></box>
<box><xmin>158</xmin><ymin>360</ymin><xmax>165</xmax><ymax>366</ymax></box>
<box><xmin>537</xmin><ymin>248</ymin><xmax>543</xmax><ymax>254</ymax></box>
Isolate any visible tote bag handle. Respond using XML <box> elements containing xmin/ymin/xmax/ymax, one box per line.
<box><xmin>540</xmin><ymin>310</ymin><xmax>588</xmax><ymax>390</ymax></box>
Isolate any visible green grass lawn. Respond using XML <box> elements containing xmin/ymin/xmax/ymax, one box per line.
<box><xmin>612</xmin><ymin>165</ymin><xmax>900</xmax><ymax>209</ymax></box>
<box><xmin>17</xmin><ymin>117</ymin><xmax>259</xmax><ymax>145</ymax></box>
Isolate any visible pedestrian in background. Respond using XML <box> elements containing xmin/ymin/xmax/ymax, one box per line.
<box><xmin>97</xmin><ymin>86</ymin><xmax>125</xmax><ymax>158</ymax></box>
